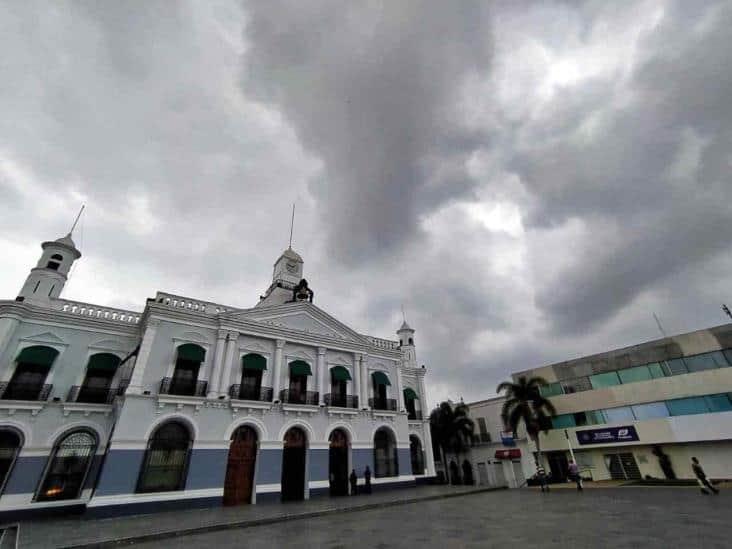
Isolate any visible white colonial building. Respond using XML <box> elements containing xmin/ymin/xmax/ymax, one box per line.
<box><xmin>0</xmin><ymin>228</ymin><xmax>435</xmax><ymax>519</ymax></box>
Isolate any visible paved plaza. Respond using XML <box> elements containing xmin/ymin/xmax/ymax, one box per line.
<box><xmin>132</xmin><ymin>488</ymin><xmax>731</xmax><ymax>549</ymax></box>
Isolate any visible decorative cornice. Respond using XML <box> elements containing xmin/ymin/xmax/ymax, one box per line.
<box><xmin>0</xmin><ymin>301</ymin><xmax>140</xmax><ymax>336</ymax></box>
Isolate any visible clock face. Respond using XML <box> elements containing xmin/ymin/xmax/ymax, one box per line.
<box><xmin>286</xmin><ymin>262</ymin><xmax>298</xmax><ymax>274</ymax></box>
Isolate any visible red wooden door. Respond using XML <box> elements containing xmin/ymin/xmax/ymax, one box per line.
<box><xmin>223</xmin><ymin>427</ymin><xmax>257</xmax><ymax>506</ymax></box>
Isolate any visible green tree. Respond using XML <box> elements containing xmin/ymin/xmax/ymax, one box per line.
<box><xmin>429</xmin><ymin>401</ymin><xmax>475</xmax><ymax>483</ymax></box>
<box><xmin>496</xmin><ymin>376</ymin><xmax>556</xmax><ymax>469</ymax></box>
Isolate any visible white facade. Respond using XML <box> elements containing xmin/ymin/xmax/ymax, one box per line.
<box><xmin>0</xmin><ymin>231</ymin><xmax>435</xmax><ymax>519</ymax></box>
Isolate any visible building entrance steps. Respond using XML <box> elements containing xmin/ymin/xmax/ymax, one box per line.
<box><xmin>11</xmin><ymin>485</ymin><xmax>504</xmax><ymax>549</ymax></box>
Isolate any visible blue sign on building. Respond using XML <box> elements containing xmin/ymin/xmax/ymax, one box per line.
<box><xmin>576</xmin><ymin>425</ymin><xmax>639</xmax><ymax>445</ymax></box>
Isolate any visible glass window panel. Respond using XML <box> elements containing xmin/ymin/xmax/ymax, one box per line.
<box><xmin>586</xmin><ymin>410</ymin><xmax>606</xmax><ymax>425</ymax></box>
<box><xmin>540</xmin><ymin>382</ymin><xmax>564</xmax><ymax>397</ymax></box>
<box><xmin>707</xmin><ymin>351</ymin><xmax>730</xmax><ymax>368</ymax></box>
<box><xmin>589</xmin><ymin>371</ymin><xmax>621</xmax><ymax>389</ymax></box>
<box><xmin>631</xmin><ymin>402</ymin><xmax>669</xmax><ymax>420</ymax></box>
<box><xmin>618</xmin><ymin>366</ymin><xmax>652</xmax><ymax>384</ymax></box>
<box><xmin>573</xmin><ymin>412</ymin><xmax>588</xmax><ymax>426</ymax></box>
<box><xmin>666</xmin><ymin>397</ymin><xmax>709</xmax><ymax>416</ymax></box>
<box><xmin>647</xmin><ymin>362</ymin><xmax>666</xmax><ymax>379</ymax></box>
<box><xmin>663</xmin><ymin>358</ymin><xmax>688</xmax><ymax>376</ymax></box>
<box><xmin>685</xmin><ymin>353</ymin><xmax>719</xmax><ymax>373</ymax></box>
<box><xmin>551</xmin><ymin>414</ymin><xmax>576</xmax><ymax>429</ymax></box>
<box><xmin>603</xmin><ymin>406</ymin><xmax>634</xmax><ymax>423</ymax></box>
<box><xmin>723</xmin><ymin>350</ymin><xmax>732</xmax><ymax>367</ymax></box>
<box><xmin>705</xmin><ymin>394</ymin><xmax>732</xmax><ymax>412</ymax></box>
<box><xmin>561</xmin><ymin>377</ymin><xmax>592</xmax><ymax>394</ymax></box>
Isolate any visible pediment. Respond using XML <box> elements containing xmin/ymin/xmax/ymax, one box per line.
<box><xmin>224</xmin><ymin>303</ymin><xmax>369</xmax><ymax>344</ymax></box>
<box><xmin>25</xmin><ymin>332</ymin><xmax>65</xmax><ymax>344</ymax></box>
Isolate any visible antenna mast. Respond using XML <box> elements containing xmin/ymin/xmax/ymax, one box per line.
<box><xmin>653</xmin><ymin>312</ymin><xmax>668</xmax><ymax>338</ymax></box>
<box><xmin>288</xmin><ymin>203</ymin><xmax>295</xmax><ymax>249</ymax></box>
<box><xmin>70</xmin><ymin>204</ymin><xmax>85</xmax><ymax>235</ymax></box>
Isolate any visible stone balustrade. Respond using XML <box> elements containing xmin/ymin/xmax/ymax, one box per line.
<box><xmin>153</xmin><ymin>292</ymin><xmax>234</xmax><ymax>315</ymax></box>
<box><xmin>53</xmin><ymin>299</ymin><xmax>141</xmax><ymax>324</ymax></box>
<box><xmin>364</xmin><ymin>335</ymin><xmax>400</xmax><ymax>350</ymax></box>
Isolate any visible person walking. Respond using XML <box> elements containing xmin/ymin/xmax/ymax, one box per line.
<box><xmin>692</xmin><ymin>457</ymin><xmax>719</xmax><ymax>495</ymax></box>
<box><xmin>568</xmin><ymin>460</ymin><xmax>583</xmax><ymax>491</ymax></box>
<box><xmin>364</xmin><ymin>466</ymin><xmax>372</xmax><ymax>494</ymax></box>
<box><xmin>349</xmin><ymin>469</ymin><xmax>358</xmax><ymax>495</ymax></box>
<box><xmin>536</xmin><ymin>461</ymin><xmax>549</xmax><ymax>493</ymax></box>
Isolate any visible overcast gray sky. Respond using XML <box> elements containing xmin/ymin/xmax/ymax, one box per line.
<box><xmin>1</xmin><ymin>0</ymin><xmax>731</xmax><ymax>404</ymax></box>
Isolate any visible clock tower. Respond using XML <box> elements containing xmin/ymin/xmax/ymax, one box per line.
<box><xmin>255</xmin><ymin>246</ymin><xmax>306</xmax><ymax>307</ymax></box>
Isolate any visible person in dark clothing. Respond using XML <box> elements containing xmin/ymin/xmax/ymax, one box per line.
<box><xmin>364</xmin><ymin>466</ymin><xmax>372</xmax><ymax>494</ymax></box>
<box><xmin>349</xmin><ymin>469</ymin><xmax>358</xmax><ymax>495</ymax></box>
<box><xmin>692</xmin><ymin>457</ymin><xmax>719</xmax><ymax>495</ymax></box>
<box><xmin>536</xmin><ymin>461</ymin><xmax>549</xmax><ymax>493</ymax></box>
<box><xmin>449</xmin><ymin>460</ymin><xmax>461</xmax><ymax>485</ymax></box>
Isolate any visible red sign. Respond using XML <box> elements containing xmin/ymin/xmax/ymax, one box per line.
<box><xmin>494</xmin><ymin>449</ymin><xmax>521</xmax><ymax>460</ymax></box>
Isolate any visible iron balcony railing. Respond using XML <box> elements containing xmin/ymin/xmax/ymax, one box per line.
<box><xmin>407</xmin><ymin>410</ymin><xmax>423</xmax><ymax>420</ymax></box>
<box><xmin>228</xmin><ymin>384</ymin><xmax>273</xmax><ymax>402</ymax></box>
<box><xmin>369</xmin><ymin>397</ymin><xmax>397</xmax><ymax>411</ymax></box>
<box><xmin>279</xmin><ymin>389</ymin><xmax>319</xmax><ymax>406</ymax></box>
<box><xmin>0</xmin><ymin>382</ymin><xmax>53</xmax><ymax>402</ymax></box>
<box><xmin>159</xmin><ymin>377</ymin><xmax>208</xmax><ymax>397</ymax></box>
<box><xmin>324</xmin><ymin>394</ymin><xmax>359</xmax><ymax>409</ymax></box>
<box><xmin>67</xmin><ymin>385</ymin><xmax>116</xmax><ymax>404</ymax></box>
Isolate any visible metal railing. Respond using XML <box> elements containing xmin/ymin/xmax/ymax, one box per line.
<box><xmin>407</xmin><ymin>410</ymin><xmax>423</xmax><ymax>420</ymax></box>
<box><xmin>67</xmin><ymin>385</ymin><xmax>116</xmax><ymax>404</ymax></box>
<box><xmin>324</xmin><ymin>394</ymin><xmax>358</xmax><ymax>409</ymax></box>
<box><xmin>159</xmin><ymin>377</ymin><xmax>208</xmax><ymax>397</ymax></box>
<box><xmin>228</xmin><ymin>384</ymin><xmax>273</xmax><ymax>402</ymax></box>
<box><xmin>369</xmin><ymin>397</ymin><xmax>397</xmax><ymax>411</ymax></box>
<box><xmin>0</xmin><ymin>382</ymin><xmax>53</xmax><ymax>402</ymax></box>
<box><xmin>279</xmin><ymin>389</ymin><xmax>319</xmax><ymax>405</ymax></box>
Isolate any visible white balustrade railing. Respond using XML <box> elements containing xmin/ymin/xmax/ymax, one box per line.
<box><xmin>52</xmin><ymin>299</ymin><xmax>141</xmax><ymax>324</ymax></box>
<box><xmin>364</xmin><ymin>336</ymin><xmax>400</xmax><ymax>350</ymax></box>
<box><xmin>153</xmin><ymin>292</ymin><xmax>234</xmax><ymax>315</ymax></box>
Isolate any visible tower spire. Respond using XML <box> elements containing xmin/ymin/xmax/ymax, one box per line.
<box><xmin>69</xmin><ymin>204</ymin><xmax>85</xmax><ymax>236</ymax></box>
<box><xmin>288</xmin><ymin>203</ymin><xmax>295</xmax><ymax>249</ymax></box>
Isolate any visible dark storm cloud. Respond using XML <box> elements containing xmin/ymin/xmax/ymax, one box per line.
<box><xmin>2</xmin><ymin>0</ymin><xmax>731</xmax><ymax>405</ymax></box>
<box><xmin>241</xmin><ymin>0</ymin><xmax>493</xmax><ymax>263</ymax></box>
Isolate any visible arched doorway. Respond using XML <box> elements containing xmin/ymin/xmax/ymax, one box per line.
<box><xmin>281</xmin><ymin>427</ymin><xmax>307</xmax><ymax>501</ymax></box>
<box><xmin>373</xmin><ymin>427</ymin><xmax>398</xmax><ymax>478</ymax></box>
<box><xmin>410</xmin><ymin>435</ymin><xmax>425</xmax><ymax>475</ymax></box>
<box><xmin>223</xmin><ymin>426</ymin><xmax>258</xmax><ymax>506</ymax></box>
<box><xmin>329</xmin><ymin>429</ymin><xmax>349</xmax><ymax>496</ymax></box>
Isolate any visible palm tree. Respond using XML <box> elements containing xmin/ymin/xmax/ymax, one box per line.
<box><xmin>496</xmin><ymin>376</ymin><xmax>556</xmax><ymax>470</ymax></box>
<box><xmin>429</xmin><ymin>401</ymin><xmax>475</xmax><ymax>484</ymax></box>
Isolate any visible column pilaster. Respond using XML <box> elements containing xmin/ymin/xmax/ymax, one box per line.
<box><xmin>207</xmin><ymin>330</ymin><xmax>228</xmax><ymax>398</ymax></box>
<box><xmin>360</xmin><ymin>354</ymin><xmax>370</xmax><ymax>410</ymax></box>
<box><xmin>126</xmin><ymin>318</ymin><xmax>160</xmax><ymax>394</ymax></box>
<box><xmin>317</xmin><ymin>347</ymin><xmax>326</xmax><ymax>406</ymax></box>
<box><xmin>272</xmin><ymin>339</ymin><xmax>285</xmax><ymax>402</ymax></box>
<box><xmin>352</xmin><ymin>353</ymin><xmax>361</xmax><ymax>409</ymax></box>
<box><xmin>395</xmin><ymin>363</ymin><xmax>405</xmax><ymax>412</ymax></box>
<box><xmin>218</xmin><ymin>331</ymin><xmax>239</xmax><ymax>397</ymax></box>
<box><xmin>0</xmin><ymin>317</ymin><xmax>20</xmax><ymax>382</ymax></box>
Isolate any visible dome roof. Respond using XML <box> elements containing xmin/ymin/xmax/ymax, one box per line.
<box><xmin>281</xmin><ymin>247</ymin><xmax>303</xmax><ymax>262</ymax></box>
<box><xmin>399</xmin><ymin>320</ymin><xmax>414</xmax><ymax>332</ymax></box>
<box><xmin>55</xmin><ymin>233</ymin><xmax>77</xmax><ymax>248</ymax></box>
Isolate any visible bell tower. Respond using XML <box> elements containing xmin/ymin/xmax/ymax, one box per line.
<box><xmin>397</xmin><ymin>320</ymin><xmax>418</xmax><ymax>368</ymax></box>
<box><xmin>17</xmin><ymin>232</ymin><xmax>81</xmax><ymax>305</ymax></box>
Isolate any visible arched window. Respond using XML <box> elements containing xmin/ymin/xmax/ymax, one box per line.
<box><xmin>410</xmin><ymin>435</ymin><xmax>425</xmax><ymax>475</ymax></box>
<box><xmin>373</xmin><ymin>428</ymin><xmax>398</xmax><ymax>478</ymax></box>
<box><xmin>371</xmin><ymin>371</ymin><xmax>392</xmax><ymax>410</ymax></box>
<box><xmin>237</xmin><ymin>354</ymin><xmax>266</xmax><ymax>401</ymax></box>
<box><xmin>408</xmin><ymin>337</ymin><xmax>413</xmax><ymax>345</ymax></box>
<box><xmin>76</xmin><ymin>353</ymin><xmax>121</xmax><ymax>404</ymax></box>
<box><xmin>165</xmin><ymin>344</ymin><xmax>206</xmax><ymax>396</ymax></box>
<box><xmin>137</xmin><ymin>421</ymin><xmax>192</xmax><ymax>493</ymax></box>
<box><xmin>0</xmin><ymin>429</ymin><xmax>22</xmax><ymax>495</ymax></box>
<box><xmin>403</xmin><ymin>387</ymin><xmax>420</xmax><ymax>420</ymax></box>
<box><xmin>328</xmin><ymin>366</ymin><xmax>352</xmax><ymax>408</ymax></box>
<box><xmin>36</xmin><ymin>430</ymin><xmax>97</xmax><ymax>501</ymax></box>
<box><xmin>2</xmin><ymin>346</ymin><xmax>58</xmax><ymax>401</ymax></box>
<box><xmin>46</xmin><ymin>255</ymin><xmax>62</xmax><ymax>270</ymax></box>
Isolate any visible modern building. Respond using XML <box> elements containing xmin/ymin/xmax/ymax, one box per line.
<box><xmin>513</xmin><ymin>324</ymin><xmax>732</xmax><ymax>483</ymax></box>
<box><xmin>0</xmin><ymin>227</ymin><xmax>435</xmax><ymax>520</ymax></box>
<box><xmin>464</xmin><ymin>396</ymin><xmax>534</xmax><ymax>488</ymax></box>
